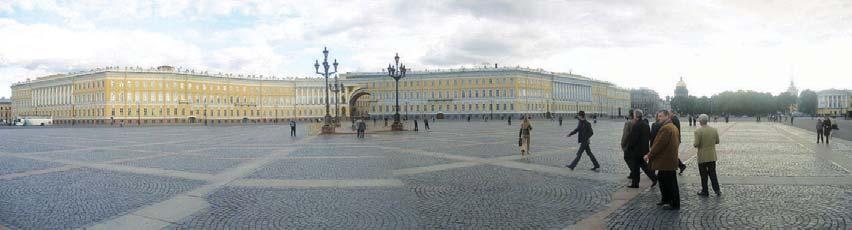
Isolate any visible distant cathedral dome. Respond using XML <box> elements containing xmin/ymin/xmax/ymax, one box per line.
<box><xmin>675</xmin><ymin>77</ymin><xmax>688</xmax><ymax>97</ymax></box>
<box><xmin>676</xmin><ymin>77</ymin><xmax>687</xmax><ymax>88</ymax></box>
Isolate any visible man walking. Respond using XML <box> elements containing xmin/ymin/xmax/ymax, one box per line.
<box><xmin>694</xmin><ymin>114</ymin><xmax>721</xmax><ymax>196</ymax></box>
<box><xmin>414</xmin><ymin>119</ymin><xmax>419</xmax><ymax>132</ymax></box>
<box><xmin>644</xmin><ymin>110</ymin><xmax>681</xmax><ymax>210</ymax></box>
<box><xmin>424</xmin><ymin>118</ymin><xmax>430</xmax><ymax>130</ymax></box>
<box><xmin>816</xmin><ymin>118</ymin><xmax>824</xmax><ymax>143</ymax></box>
<box><xmin>823</xmin><ymin>116</ymin><xmax>833</xmax><ymax>144</ymax></box>
<box><xmin>508</xmin><ymin>116</ymin><xmax>512</xmax><ymax>126</ymax></box>
<box><xmin>289</xmin><ymin>120</ymin><xmax>297</xmax><ymax>137</ymax></box>
<box><xmin>566</xmin><ymin>111</ymin><xmax>600</xmax><ymax>171</ymax></box>
<box><xmin>627</xmin><ymin>109</ymin><xmax>656</xmax><ymax>188</ymax></box>
<box><xmin>621</xmin><ymin>110</ymin><xmax>635</xmax><ymax>179</ymax></box>
<box><xmin>559</xmin><ymin>116</ymin><xmax>563</xmax><ymax>126</ymax></box>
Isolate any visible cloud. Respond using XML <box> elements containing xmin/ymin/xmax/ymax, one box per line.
<box><xmin>1</xmin><ymin>0</ymin><xmax>852</xmax><ymax>98</ymax></box>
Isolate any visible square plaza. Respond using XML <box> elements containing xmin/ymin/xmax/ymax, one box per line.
<box><xmin>1</xmin><ymin>119</ymin><xmax>851</xmax><ymax>229</ymax></box>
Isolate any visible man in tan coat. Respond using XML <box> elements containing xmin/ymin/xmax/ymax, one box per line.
<box><xmin>694</xmin><ymin>114</ymin><xmax>720</xmax><ymax>196</ymax></box>
<box><xmin>644</xmin><ymin>110</ymin><xmax>681</xmax><ymax>210</ymax></box>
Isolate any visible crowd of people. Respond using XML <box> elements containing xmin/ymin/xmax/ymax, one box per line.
<box><xmin>517</xmin><ymin>109</ymin><xmax>721</xmax><ymax>211</ymax></box>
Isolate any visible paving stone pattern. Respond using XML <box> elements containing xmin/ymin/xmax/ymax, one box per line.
<box><xmin>0</xmin><ymin>120</ymin><xmax>850</xmax><ymax>229</ymax></box>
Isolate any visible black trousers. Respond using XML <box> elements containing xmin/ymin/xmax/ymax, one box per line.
<box><xmin>817</xmin><ymin>130</ymin><xmax>823</xmax><ymax>143</ymax></box>
<box><xmin>568</xmin><ymin>142</ymin><xmax>599</xmax><ymax>168</ymax></box>
<box><xmin>629</xmin><ymin>156</ymin><xmax>656</xmax><ymax>186</ymax></box>
<box><xmin>698</xmin><ymin>161</ymin><xmax>720</xmax><ymax>194</ymax></box>
<box><xmin>657</xmin><ymin>170</ymin><xmax>680</xmax><ymax>207</ymax></box>
<box><xmin>290</xmin><ymin>127</ymin><xmax>296</xmax><ymax>136</ymax></box>
<box><xmin>824</xmin><ymin>131</ymin><xmax>831</xmax><ymax>144</ymax></box>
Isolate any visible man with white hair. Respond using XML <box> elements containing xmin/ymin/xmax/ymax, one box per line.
<box><xmin>694</xmin><ymin>114</ymin><xmax>721</xmax><ymax>196</ymax></box>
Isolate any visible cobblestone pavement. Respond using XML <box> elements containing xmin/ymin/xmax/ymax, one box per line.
<box><xmin>1</xmin><ymin>120</ymin><xmax>851</xmax><ymax>229</ymax></box>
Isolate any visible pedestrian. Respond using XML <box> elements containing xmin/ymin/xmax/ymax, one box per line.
<box><xmin>384</xmin><ymin>117</ymin><xmax>388</xmax><ymax>127</ymax></box>
<box><xmin>671</xmin><ymin>113</ymin><xmax>687</xmax><ymax>174</ymax></box>
<box><xmin>790</xmin><ymin>115</ymin><xmax>794</xmax><ymax>125</ymax></box>
<box><xmin>508</xmin><ymin>116</ymin><xmax>512</xmax><ymax>126</ymax></box>
<box><xmin>414</xmin><ymin>119</ymin><xmax>419</xmax><ymax>132</ymax></box>
<box><xmin>289</xmin><ymin>120</ymin><xmax>297</xmax><ymax>137</ymax></box>
<box><xmin>467</xmin><ymin>115</ymin><xmax>471</xmax><ymax>122</ymax></box>
<box><xmin>627</xmin><ymin>109</ymin><xmax>656</xmax><ymax>188</ymax></box>
<box><xmin>823</xmin><ymin>116</ymin><xmax>833</xmax><ymax>144</ymax></box>
<box><xmin>566</xmin><ymin>111</ymin><xmax>600</xmax><ymax>171</ymax></box>
<box><xmin>694</xmin><ymin>114</ymin><xmax>721</xmax><ymax>196</ymax></box>
<box><xmin>559</xmin><ymin>116</ymin><xmax>563</xmax><ymax>126</ymax></box>
<box><xmin>621</xmin><ymin>110</ymin><xmax>635</xmax><ymax>179</ymax></box>
<box><xmin>358</xmin><ymin>119</ymin><xmax>367</xmax><ymax>138</ymax></box>
<box><xmin>519</xmin><ymin>116</ymin><xmax>533</xmax><ymax>156</ymax></box>
<box><xmin>816</xmin><ymin>118</ymin><xmax>824</xmax><ymax>144</ymax></box>
<box><xmin>688</xmin><ymin>114</ymin><xmax>693</xmax><ymax>126</ymax></box>
<box><xmin>725</xmin><ymin>115</ymin><xmax>729</xmax><ymax>123</ymax></box>
<box><xmin>644</xmin><ymin>110</ymin><xmax>681</xmax><ymax>210</ymax></box>
<box><xmin>424</xmin><ymin>118</ymin><xmax>430</xmax><ymax>130</ymax></box>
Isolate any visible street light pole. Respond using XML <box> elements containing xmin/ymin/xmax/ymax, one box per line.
<box><xmin>314</xmin><ymin>47</ymin><xmax>339</xmax><ymax>134</ymax></box>
<box><xmin>333</xmin><ymin>73</ymin><xmax>340</xmax><ymax>125</ymax></box>
<box><xmin>387</xmin><ymin>53</ymin><xmax>407</xmax><ymax>131</ymax></box>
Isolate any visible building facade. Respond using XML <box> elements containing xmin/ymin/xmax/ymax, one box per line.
<box><xmin>10</xmin><ymin>66</ymin><xmax>630</xmax><ymax>125</ymax></box>
<box><xmin>817</xmin><ymin>89</ymin><xmax>851</xmax><ymax>117</ymax></box>
<box><xmin>343</xmin><ymin>67</ymin><xmax>630</xmax><ymax>119</ymax></box>
<box><xmin>0</xmin><ymin>97</ymin><xmax>11</xmax><ymax>125</ymax></box>
<box><xmin>10</xmin><ymin>66</ymin><xmax>355</xmax><ymax>125</ymax></box>
<box><xmin>630</xmin><ymin>88</ymin><xmax>662</xmax><ymax>116</ymax></box>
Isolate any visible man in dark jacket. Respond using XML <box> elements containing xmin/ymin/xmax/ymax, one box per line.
<box><xmin>671</xmin><ymin>113</ymin><xmax>687</xmax><ymax>174</ymax></box>
<box><xmin>627</xmin><ymin>109</ymin><xmax>656</xmax><ymax>188</ymax></box>
<box><xmin>566</xmin><ymin>111</ymin><xmax>600</xmax><ymax>170</ymax></box>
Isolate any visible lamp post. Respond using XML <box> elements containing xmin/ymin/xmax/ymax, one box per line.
<box><xmin>387</xmin><ymin>53</ymin><xmax>407</xmax><ymax>131</ymax></box>
<box><xmin>314</xmin><ymin>47</ymin><xmax>339</xmax><ymax>134</ymax></box>
<box><xmin>332</xmin><ymin>74</ymin><xmax>340</xmax><ymax>126</ymax></box>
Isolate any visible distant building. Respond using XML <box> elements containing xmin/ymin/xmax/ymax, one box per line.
<box><xmin>630</xmin><ymin>88</ymin><xmax>662</xmax><ymax>116</ymax></box>
<box><xmin>0</xmin><ymin>97</ymin><xmax>11</xmax><ymax>125</ymax></box>
<box><xmin>786</xmin><ymin>79</ymin><xmax>798</xmax><ymax>96</ymax></box>
<box><xmin>674</xmin><ymin>77</ymin><xmax>688</xmax><ymax>97</ymax></box>
<box><xmin>817</xmin><ymin>89</ymin><xmax>851</xmax><ymax>117</ymax></box>
<box><xmin>9</xmin><ymin>65</ymin><xmax>632</xmax><ymax>125</ymax></box>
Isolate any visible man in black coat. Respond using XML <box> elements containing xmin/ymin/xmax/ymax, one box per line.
<box><xmin>627</xmin><ymin>109</ymin><xmax>657</xmax><ymax>188</ymax></box>
<box><xmin>671</xmin><ymin>113</ymin><xmax>687</xmax><ymax>174</ymax></box>
<box><xmin>566</xmin><ymin>111</ymin><xmax>600</xmax><ymax>170</ymax></box>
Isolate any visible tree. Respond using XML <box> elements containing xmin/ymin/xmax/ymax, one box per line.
<box><xmin>798</xmin><ymin>90</ymin><xmax>818</xmax><ymax>115</ymax></box>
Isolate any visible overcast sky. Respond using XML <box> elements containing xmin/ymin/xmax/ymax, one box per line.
<box><xmin>1</xmin><ymin>0</ymin><xmax>851</xmax><ymax>98</ymax></box>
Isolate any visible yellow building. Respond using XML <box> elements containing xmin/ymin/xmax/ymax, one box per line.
<box><xmin>343</xmin><ymin>67</ymin><xmax>630</xmax><ymax>119</ymax></box>
<box><xmin>10</xmin><ymin>66</ymin><xmax>630</xmax><ymax>125</ymax></box>
<box><xmin>0</xmin><ymin>97</ymin><xmax>11</xmax><ymax>125</ymax></box>
<box><xmin>10</xmin><ymin>66</ymin><xmax>354</xmax><ymax>125</ymax></box>
<box><xmin>817</xmin><ymin>89</ymin><xmax>851</xmax><ymax>118</ymax></box>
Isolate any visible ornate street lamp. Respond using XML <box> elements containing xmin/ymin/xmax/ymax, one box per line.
<box><xmin>387</xmin><ymin>53</ymin><xmax>407</xmax><ymax>131</ymax></box>
<box><xmin>314</xmin><ymin>47</ymin><xmax>339</xmax><ymax>134</ymax></box>
<box><xmin>332</xmin><ymin>74</ymin><xmax>341</xmax><ymax>125</ymax></box>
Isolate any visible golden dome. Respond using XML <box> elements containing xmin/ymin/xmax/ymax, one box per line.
<box><xmin>676</xmin><ymin>77</ymin><xmax>686</xmax><ymax>88</ymax></box>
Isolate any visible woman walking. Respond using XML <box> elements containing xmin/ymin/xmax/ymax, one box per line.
<box><xmin>519</xmin><ymin>116</ymin><xmax>533</xmax><ymax>156</ymax></box>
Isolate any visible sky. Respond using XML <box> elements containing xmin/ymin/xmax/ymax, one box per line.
<box><xmin>1</xmin><ymin>0</ymin><xmax>851</xmax><ymax>98</ymax></box>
